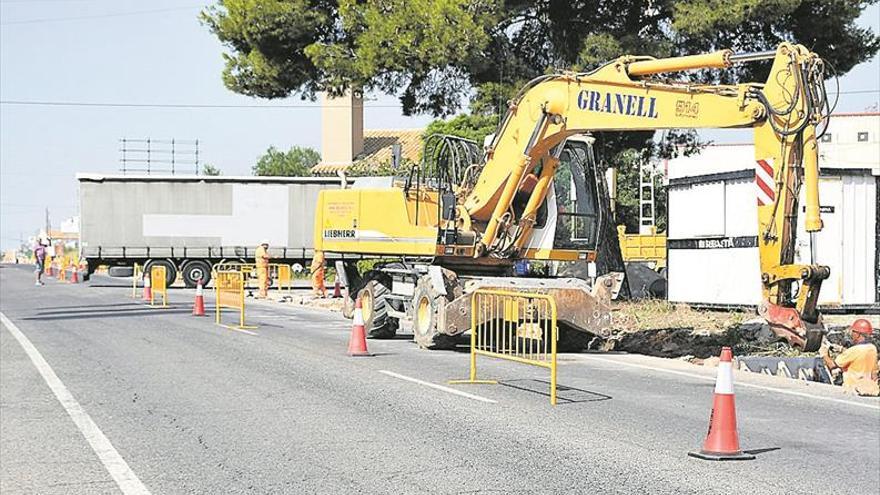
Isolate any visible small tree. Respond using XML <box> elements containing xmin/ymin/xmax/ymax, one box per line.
<box><xmin>252</xmin><ymin>146</ymin><xmax>320</xmax><ymax>177</ymax></box>
<box><xmin>202</xmin><ymin>163</ymin><xmax>222</xmax><ymax>176</ymax></box>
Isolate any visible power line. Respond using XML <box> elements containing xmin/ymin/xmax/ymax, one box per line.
<box><xmin>0</xmin><ymin>90</ymin><xmax>875</xmax><ymax>110</ymax></box>
<box><xmin>0</xmin><ymin>5</ymin><xmax>205</xmax><ymax>25</ymax></box>
<box><xmin>0</xmin><ymin>100</ymin><xmax>403</xmax><ymax>109</ymax></box>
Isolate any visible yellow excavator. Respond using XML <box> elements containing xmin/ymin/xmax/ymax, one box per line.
<box><xmin>314</xmin><ymin>42</ymin><xmax>830</xmax><ymax>351</ymax></box>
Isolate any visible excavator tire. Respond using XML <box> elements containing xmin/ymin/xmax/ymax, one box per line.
<box><xmin>411</xmin><ymin>277</ymin><xmax>457</xmax><ymax>350</ymax></box>
<box><xmin>358</xmin><ymin>280</ymin><xmax>398</xmax><ymax>339</ymax></box>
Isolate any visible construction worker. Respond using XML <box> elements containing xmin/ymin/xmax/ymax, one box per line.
<box><xmin>310</xmin><ymin>251</ymin><xmax>326</xmax><ymax>298</ymax></box>
<box><xmin>33</xmin><ymin>239</ymin><xmax>47</xmax><ymax>286</ymax></box>
<box><xmin>820</xmin><ymin>319</ymin><xmax>879</xmax><ymax>396</ymax></box>
<box><xmin>255</xmin><ymin>239</ymin><xmax>270</xmax><ymax>298</ymax></box>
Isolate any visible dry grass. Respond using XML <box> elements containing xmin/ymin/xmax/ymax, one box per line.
<box><xmin>611</xmin><ymin>300</ymin><xmax>750</xmax><ymax>334</ymax></box>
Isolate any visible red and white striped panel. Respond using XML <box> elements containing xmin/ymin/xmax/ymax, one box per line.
<box><xmin>755</xmin><ymin>158</ymin><xmax>775</xmax><ymax>206</ymax></box>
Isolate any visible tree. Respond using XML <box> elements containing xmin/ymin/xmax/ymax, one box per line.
<box><xmin>202</xmin><ymin>1</ymin><xmax>879</xmax><ymax>117</ymax></box>
<box><xmin>202</xmin><ymin>163</ymin><xmax>222</xmax><ymax>176</ymax></box>
<box><xmin>252</xmin><ymin>146</ymin><xmax>320</xmax><ymax>176</ymax></box>
<box><xmin>423</xmin><ymin>113</ymin><xmax>498</xmax><ymax>144</ymax></box>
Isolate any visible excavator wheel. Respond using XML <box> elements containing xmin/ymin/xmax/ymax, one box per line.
<box><xmin>358</xmin><ymin>280</ymin><xmax>398</xmax><ymax>339</ymax></box>
<box><xmin>411</xmin><ymin>277</ymin><xmax>457</xmax><ymax>350</ymax></box>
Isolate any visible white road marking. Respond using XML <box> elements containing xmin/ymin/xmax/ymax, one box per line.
<box><xmin>578</xmin><ymin>355</ymin><xmax>880</xmax><ymax>411</ymax></box>
<box><xmin>1</xmin><ymin>312</ymin><xmax>151</xmax><ymax>495</ymax></box>
<box><xmin>221</xmin><ymin>326</ymin><xmax>259</xmax><ymax>336</ymax></box>
<box><xmin>378</xmin><ymin>370</ymin><xmax>497</xmax><ymax>404</ymax></box>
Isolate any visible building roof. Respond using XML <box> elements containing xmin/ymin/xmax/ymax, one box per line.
<box><xmin>311</xmin><ymin>129</ymin><xmax>423</xmax><ymax>175</ymax></box>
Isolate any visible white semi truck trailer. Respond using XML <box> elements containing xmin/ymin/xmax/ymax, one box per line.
<box><xmin>78</xmin><ymin>174</ymin><xmax>349</xmax><ymax>286</ymax></box>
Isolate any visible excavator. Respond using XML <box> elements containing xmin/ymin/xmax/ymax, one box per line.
<box><xmin>314</xmin><ymin>42</ymin><xmax>831</xmax><ymax>352</ymax></box>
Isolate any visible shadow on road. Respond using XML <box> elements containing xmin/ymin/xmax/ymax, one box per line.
<box><xmin>22</xmin><ymin>305</ymin><xmax>193</xmax><ymax>321</ymax></box>
<box><xmin>743</xmin><ymin>447</ymin><xmax>781</xmax><ymax>456</ymax></box>
<box><xmin>500</xmin><ymin>379</ymin><xmax>613</xmax><ymax>404</ymax></box>
<box><xmin>28</xmin><ymin>302</ymin><xmax>143</xmax><ymax>311</ymax></box>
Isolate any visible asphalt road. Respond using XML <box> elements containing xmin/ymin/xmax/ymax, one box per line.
<box><xmin>2</xmin><ymin>264</ymin><xmax>878</xmax><ymax>494</ymax></box>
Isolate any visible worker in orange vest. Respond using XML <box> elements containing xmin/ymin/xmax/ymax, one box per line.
<box><xmin>821</xmin><ymin>319</ymin><xmax>878</xmax><ymax>396</ymax></box>
<box><xmin>310</xmin><ymin>251</ymin><xmax>326</xmax><ymax>298</ymax></box>
<box><xmin>255</xmin><ymin>239</ymin><xmax>270</xmax><ymax>298</ymax></box>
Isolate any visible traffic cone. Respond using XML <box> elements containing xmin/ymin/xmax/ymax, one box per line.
<box><xmin>332</xmin><ymin>279</ymin><xmax>342</xmax><ymax>298</ymax></box>
<box><xmin>69</xmin><ymin>269</ymin><xmax>79</xmax><ymax>284</ymax></box>
<box><xmin>347</xmin><ymin>298</ymin><xmax>371</xmax><ymax>357</ymax></box>
<box><xmin>192</xmin><ymin>279</ymin><xmax>206</xmax><ymax>316</ymax></box>
<box><xmin>689</xmin><ymin>347</ymin><xmax>755</xmax><ymax>461</ymax></box>
<box><xmin>142</xmin><ymin>273</ymin><xmax>152</xmax><ymax>302</ymax></box>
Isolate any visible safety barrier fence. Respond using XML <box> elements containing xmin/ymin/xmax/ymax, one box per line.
<box><xmin>211</xmin><ymin>262</ymin><xmax>295</xmax><ymax>293</ymax></box>
<box><xmin>450</xmin><ymin>289</ymin><xmax>559</xmax><ymax>405</ymax></box>
<box><xmin>150</xmin><ymin>265</ymin><xmax>168</xmax><ymax>307</ymax></box>
<box><xmin>132</xmin><ymin>263</ymin><xmax>142</xmax><ymax>298</ymax></box>
<box><xmin>59</xmin><ymin>257</ymin><xmax>69</xmax><ymax>281</ymax></box>
<box><xmin>213</xmin><ymin>270</ymin><xmax>256</xmax><ymax>330</ymax></box>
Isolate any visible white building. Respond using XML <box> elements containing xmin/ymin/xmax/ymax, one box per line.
<box><xmin>666</xmin><ymin>113</ymin><xmax>879</xmax><ymax>310</ymax></box>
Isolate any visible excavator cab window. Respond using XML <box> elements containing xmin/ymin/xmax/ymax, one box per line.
<box><xmin>552</xmin><ymin>141</ymin><xmax>600</xmax><ymax>251</ymax></box>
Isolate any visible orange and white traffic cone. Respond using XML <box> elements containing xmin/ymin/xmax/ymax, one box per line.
<box><xmin>332</xmin><ymin>279</ymin><xmax>342</xmax><ymax>298</ymax></box>
<box><xmin>69</xmin><ymin>269</ymin><xmax>79</xmax><ymax>284</ymax></box>
<box><xmin>689</xmin><ymin>347</ymin><xmax>754</xmax><ymax>461</ymax></box>
<box><xmin>142</xmin><ymin>273</ymin><xmax>152</xmax><ymax>302</ymax></box>
<box><xmin>192</xmin><ymin>279</ymin><xmax>206</xmax><ymax>316</ymax></box>
<box><xmin>347</xmin><ymin>298</ymin><xmax>371</xmax><ymax>357</ymax></box>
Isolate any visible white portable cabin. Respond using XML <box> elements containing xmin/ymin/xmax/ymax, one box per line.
<box><xmin>666</xmin><ymin>113</ymin><xmax>879</xmax><ymax>310</ymax></box>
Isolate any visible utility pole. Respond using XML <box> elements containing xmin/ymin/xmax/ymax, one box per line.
<box><xmin>45</xmin><ymin>207</ymin><xmax>50</xmax><ymax>237</ymax></box>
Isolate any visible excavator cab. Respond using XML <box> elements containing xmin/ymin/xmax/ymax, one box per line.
<box><xmin>520</xmin><ymin>138</ymin><xmax>602</xmax><ymax>255</ymax></box>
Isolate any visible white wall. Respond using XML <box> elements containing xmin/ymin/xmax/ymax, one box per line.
<box><xmin>666</xmin><ymin>114</ymin><xmax>879</xmax><ymax>307</ymax></box>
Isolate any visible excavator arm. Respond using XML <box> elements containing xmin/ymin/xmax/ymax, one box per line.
<box><xmin>463</xmin><ymin>43</ymin><xmax>830</xmax><ymax>350</ymax></box>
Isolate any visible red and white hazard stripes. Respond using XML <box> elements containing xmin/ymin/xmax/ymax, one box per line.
<box><xmin>755</xmin><ymin>158</ymin><xmax>776</xmax><ymax>206</ymax></box>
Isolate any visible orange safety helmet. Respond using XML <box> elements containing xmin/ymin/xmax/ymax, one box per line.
<box><xmin>850</xmin><ymin>319</ymin><xmax>874</xmax><ymax>338</ymax></box>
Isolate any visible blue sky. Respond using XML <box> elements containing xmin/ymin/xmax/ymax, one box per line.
<box><xmin>1</xmin><ymin>1</ymin><xmax>878</xmax><ymax>250</ymax></box>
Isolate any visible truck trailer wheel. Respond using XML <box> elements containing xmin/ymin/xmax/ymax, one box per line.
<box><xmin>411</xmin><ymin>277</ymin><xmax>457</xmax><ymax>350</ymax></box>
<box><xmin>144</xmin><ymin>260</ymin><xmax>177</xmax><ymax>287</ymax></box>
<box><xmin>358</xmin><ymin>280</ymin><xmax>397</xmax><ymax>339</ymax></box>
<box><xmin>181</xmin><ymin>260</ymin><xmax>212</xmax><ymax>288</ymax></box>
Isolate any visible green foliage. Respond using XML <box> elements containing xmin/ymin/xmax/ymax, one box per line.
<box><xmin>203</xmin><ymin>0</ymin><xmax>879</xmax><ymax>114</ymax></box>
<box><xmin>423</xmin><ymin>114</ymin><xmax>498</xmax><ymax>143</ymax></box>
<box><xmin>611</xmin><ymin>149</ymin><xmax>669</xmax><ymax>233</ymax></box>
<box><xmin>201</xmin><ymin>163</ymin><xmax>222</xmax><ymax>176</ymax></box>
<box><xmin>252</xmin><ymin>145</ymin><xmax>320</xmax><ymax>176</ymax></box>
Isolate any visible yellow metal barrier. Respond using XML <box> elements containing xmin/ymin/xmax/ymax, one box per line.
<box><xmin>617</xmin><ymin>225</ymin><xmax>667</xmax><ymax>269</ymax></box>
<box><xmin>150</xmin><ymin>265</ymin><xmax>168</xmax><ymax>308</ymax></box>
<box><xmin>132</xmin><ymin>263</ymin><xmax>142</xmax><ymax>298</ymax></box>
<box><xmin>274</xmin><ymin>264</ymin><xmax>293</xmax><ymax>294</ymax></box>
<box><xmin>211</xmin><ymin>262</ymin><xmax>293</xmax><ymax>292</ymax></box>
<box><xmin>59</xmin><ymin>257</ymin><xmax>69</xmax><ymax>281</ymax></box>
<box><xmin>450</xmin><ymin>289</ymin><xmax>559</xmax><ymax>405</ymax></box>
<box><xmin>214</xmin><ymin>270</ymin><xmax>256</xmax><ymax>330</ymax></box>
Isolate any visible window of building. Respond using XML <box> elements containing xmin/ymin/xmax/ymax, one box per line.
<box><xmin>857</xmin><ymin>131</ymin><xmax>869</xmax><ymax>142</ymax></box>
<box><xmin>820</xmin><ymin>134</ymin><xmax>832</xmax><ymax>143</ymax></box>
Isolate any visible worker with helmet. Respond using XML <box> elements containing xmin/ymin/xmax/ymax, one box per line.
<box><xmin>310</xmin><ymin>251</ymin><xmax>326</xmax><ymax>298</ymax></box>
<box><xmin>820</xmin><ymin>319</ymin><xmax>878</xmax><ymax>396</ymax></box>
<box><xmin>255</xmin><ymin>239</ymin><xmax>270</xmax><ymax>298</ymax></box>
